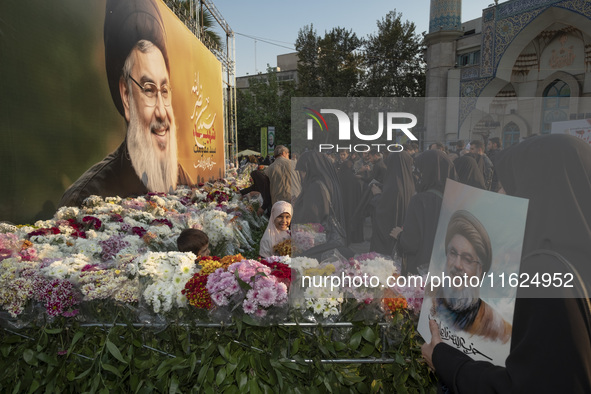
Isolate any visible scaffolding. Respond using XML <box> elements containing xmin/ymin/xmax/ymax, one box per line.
<box><xmin>164</xmin><ymin>0</ymin><xmax>238</xmax><ymax>174</ymax></box>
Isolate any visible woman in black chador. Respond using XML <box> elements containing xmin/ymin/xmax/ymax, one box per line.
<box><xmin>369</xmin><ymin>151</ymin><xmax>415</xmax><ymax>255</ymax></box>
<box><xmin>393</xmin><ymin>150</ymin><xmax>456</xmax><ymax>275</ymax></box>
<box><xmin>292</xmin><ymin>151</ymin><xmax>352</xmax><ymax>259</ymax></box>
<box><xmin>453</xmin><ymin>154</ymin><xmax>486</xmax><ymax>190</ymax></box>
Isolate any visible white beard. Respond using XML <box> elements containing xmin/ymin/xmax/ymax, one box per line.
<box><xmin>127</xmin><ymin>94</ymin><xmax>178</xmax><ymax>193</ymax></box>
<box><xmin>441</xmin><ymin>278</ymin><xmax>481</xmax><ymax>312</ymax></box>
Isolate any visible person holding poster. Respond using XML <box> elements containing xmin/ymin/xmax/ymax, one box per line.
<box><xmin>422</xmin><ymin>134</ymin><xmax>591</xmax><ymax>393</ymax></box>
<box><xmin>59</xmin><ymin>0</ymin><xmax>191</xmax><ymax>208</ymax></box>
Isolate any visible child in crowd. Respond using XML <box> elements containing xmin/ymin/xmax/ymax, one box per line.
<box><xmin>259</xmin><ymin>201</ymin><xmax>292</xmax><ymax>258</ymax></box>
<box><xmin>177</xmin><ymin>228</ymin><xmax>210</xmax><ymax>258</ymax></box>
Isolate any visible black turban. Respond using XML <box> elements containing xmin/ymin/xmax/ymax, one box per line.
<box><xmin>445</xmin><ymin>210</ymin><xmax>492</xmax><ymax>274</ymax></box>
<box><xmin>104</xmin><ymin>0</ymin><xmax>169</xmax><ymax>117</ymax></box>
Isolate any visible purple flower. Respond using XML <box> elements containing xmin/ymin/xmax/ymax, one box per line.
<box><xmin>151</xmin><ymin>218</ymin><xmax>173</xmax><ymax>229</ymax></box>
<box><xmin>110</xmin><ymin>214</ymin><xmax>124</xmax><ymax>223</ymax></box>
<box><xmin>82</xmin><ymin>216</ymin><xmax>102</xmax><ymax>230</ymax></box>
<box><xmin>99</xmin><ymin>235</ymin><xmax>130</xmax><ymax>261</ymax></box>
<box><xmin>62</xmin><ymin>309</ymin><xmax>79</xmax><ymax>318</ymax></box>
<box><xmin>132</xmin><ymin>227</ymin><xmax>147</xmax><ymax>237</ymax></box>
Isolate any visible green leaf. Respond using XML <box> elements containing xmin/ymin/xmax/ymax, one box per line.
<box><xmin>361</xmin><ymin>326</ymin><xmax>377</xmax><ymax>343</ymax></box>
<box><xmin>197</xmin><ymin>363</ymin><xmax>210</xmax><ymax>385</ymax></box>
<box><xmin>23</xmin><ymin>349</ymin><xmax>36</xmax><ymax>365</ymax></box>
<box><xmin>189</xmin><ymin>353</ymin><xmax>198</xmax><ymax>377</ymax></box>
<box><xmin>291</xmin><ymin>338</ymin><xmax>300</xmax><ymax>355</ymax></box>
<box><xmin>44</xmin><ymin>327</ymin><xmax>63</xmax><ymax>334</ymax></box>
<box><xmin>359</xmin><ymin>344</ymin><xmax>375</xmax><ymax>358</ymax></box>
<box><xmin>106</xmin><ymin>340</ymin><xmax>127</xmax><ymax>364</ymax></box>
<box><xmin>169</xmin><ymin>374</ymin><xmax>179</xmax><ymax>394</ymax></box>
<box><xmin>237</xmin><ymin>373</ymin><xmax>248</xmax><ymax>391</ymax></box>
<box><xmin>36</xmin><ymin>352</ymin><xmax>58</xmax><ymax>366</ymax></box>
<box><xmin>249</xmin><ymin>379</ymin><xmax>262</xmax><ymax>394</ymax></box>
<box><xmin>206</xmin><ymin>366</ymin><xmax>214</xmax><ymax>383</ymax></box>
<box><xmin>67</xmin><ymin>331</ymin><xmax>84</xmax><ymax>356</ymax></box>
<box><xmin>216</xmin><ymin>366</ymin><xmax>227</xmax><ymax>386</ymax></box>
<box><xmin>26</xmin><ymin>380</ymin><xmax>40</xmax><ymax>394</ymax></box>
<box><xmin>101</xmin><ymin>363</ymin><xmax>122</xmax><ymax>378</ymax></box>
<box><xmin>90</xmin><ymin>374</ymin><xmax>100</xmax><ymax>394</ymax></box>
<box><xmin>349</xmin><ymin>332</ymin><xmax>362</xmax><ymax>350</ymax></box>
<box><xmin>226</xmin><ymin>362</ymin><xmax>237</xmax><ymax>375</ymax></box>
<box><xmin>74</xmin><ymin>367</ymin><xmax>93</xmax><ymax>380</ymax></box>
<box><xmin>395</xmin><ymin>353</ymin><xmax>405</xmax><ymax>365</ymax></box>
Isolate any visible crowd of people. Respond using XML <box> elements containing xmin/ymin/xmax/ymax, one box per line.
<box><xmin>234</xmin><ymin>135</ymin><xmax>591</xmax><ymax>392</ymax></box>
<box><xmin>237</xmin><ymin>137</ymin><xmax>505</xmax><ymax>263</ymax></box>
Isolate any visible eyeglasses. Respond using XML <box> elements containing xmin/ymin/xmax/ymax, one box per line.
<box><xmin>129</xmin><ymin>76</ymin><xmax>171</xmax><ymax>107</ymax></box>
<box><xmin>446</xmin><ymin>247</ymin><xmax>480</xmax><ymax>267</ymax></box>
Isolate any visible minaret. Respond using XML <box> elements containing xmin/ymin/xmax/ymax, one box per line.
<box><xmin>424</xmin><ymin>0</ymin><xmax>463</xmax><ymax>146</ymax></box>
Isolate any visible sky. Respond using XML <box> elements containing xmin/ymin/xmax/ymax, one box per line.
<box><xmin>212</xmin><ymin>0</ymin><xmax>503</xmax><ymax>77</ymax></box>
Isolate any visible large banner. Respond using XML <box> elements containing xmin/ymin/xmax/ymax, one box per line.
<box><xmin>0</xmin><ymin>0</ymin><xmax>224</xmax><ymax>225</ymax></box>
<box><xmin>551</xmin><ymin>118</ymin><xmax>591</xmax><ymax>145</ymax></box>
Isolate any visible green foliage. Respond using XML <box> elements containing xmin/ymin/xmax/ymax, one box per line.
<box><xmin>236</xmin><ymin>68</ymin><xmax>296</xmax><ymax>151</ymax></box>
<box><xmin>0</xmin><ymin>312</ymin><xmax>437</xmax><ymax>393</ymax></box>
<box><xmin>294</xmin><ymin>12</ymin><xmax>425</xmax><ymax>99</ymax></box>
<box><xmin>295</xmin><ymin>25</ymin><xmax>363</xmax><ymax>97</ymax></box>
<box><xmin>361</xmin><ymin>11</ymin><xmax>426</xmax><ymax>97</ymax></box>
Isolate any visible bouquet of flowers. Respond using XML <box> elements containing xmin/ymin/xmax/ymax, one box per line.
<box><xmin>206</xmin><ymin>259</ymin><xmax>289</xmax><ymax>322</ymax></box>
<box><xmin>287</xmin><ymin>257</ymin><xmax>344</xmax><ymax>321</ymax></box>
<box><xmin>132</xmin><ymin>251</ymin><xmax>198</xmax><ymax>315</ymax></box>
<box><xmin>272</xmin><ymin>238</ymin><xmax>292</xmax><ymax>256</ymax></box>
<box><xmin>182</xmin><ymin>254</ymin><xmax>245</xmax><ymax>310</ymax></box>
<box><xmin>291</xmin><ymin>223</ymin><xmax>326</xmax><ymax>254</ymax></box>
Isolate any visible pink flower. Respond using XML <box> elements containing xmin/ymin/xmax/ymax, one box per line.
<box><xmin>243</xmin><ymin>299</ymin><xmax>257</xmax><ymax>314</ymax></box>
<box><xmin>211</xmin><ymin>292</ymin><xmax>229</xmax><ymax>306</ymax></box>
<box><xmin>254</xmin><ymin>308</ymin><xmax>267</xmax><ymax>318</ymax></box>
<box><xmin>256</xmin><ymin>287</ymin><xmax>277</xmax><ymax>308</ymax></box>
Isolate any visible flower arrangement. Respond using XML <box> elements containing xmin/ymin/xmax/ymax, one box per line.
<box><xmin>182</xmin><ymin>254</ymin><xmax>246</xmax><ymax>310</ymax></box>
<box><xmin>133</xmin><ymin>251</ymin><xmax>198</xmax><ymax>314</ymax></box>
<box><xmin>206</xmin><ymin>259</ymin><xmax>289</xmax><ymax>319</ymax></box>
<box><xmin>291</xmin><ymin>223</ymin><xmax>326</xmax><ymax>254</ymax></box>
<box><xmin>272</xmin><ymin>238</ymin><xmax>291</xmax><ymax>256</ymax></box>
<box><xmin>287</xmin><ymin>257</ymin><xmax>344</xmax><ymax>320</ymax></box>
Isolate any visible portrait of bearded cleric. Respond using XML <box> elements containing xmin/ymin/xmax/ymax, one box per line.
<box><xmin>59</xmin><ymin>0</ymin><xmax>190</xmax><ymax>208</ymax></box>
<box><xmin>431</xmin><ymin>210</ymin><xmax>512</xmax><ymax>344</ymax></box>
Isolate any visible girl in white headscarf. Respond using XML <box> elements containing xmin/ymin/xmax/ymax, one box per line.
<box><xmin>259</xmin><ymin>201</ymin><xmax>292</xmax><ymax>258</ymax></box>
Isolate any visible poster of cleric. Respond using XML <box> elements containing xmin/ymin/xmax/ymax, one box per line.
<box><xmin>417</xmin><ymin>179</ymin><xmax>529</xmax><ymax>366</ymax></box>
<box><xmin>0</xmin><ymin>0</ymin><xmax>224</xmax><ymax>225</ymax></box>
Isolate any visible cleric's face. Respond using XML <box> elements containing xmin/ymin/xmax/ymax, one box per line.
<box><xmin>445</xmin><ymin>234</ymin><xmax>483</xmax><ymax>290</ymax></box>
<box><xmin>122</xmin><ymin>43</ymin><xmax>178</xmax><ymax>193</ymax></box>
<box><xmin>125</xmin><ymin>46</ymin><xmax>174</xmax><ymax>162</ymax></box>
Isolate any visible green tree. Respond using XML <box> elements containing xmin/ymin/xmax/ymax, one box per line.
<box><xmin>294</xmin><ymin>24</ymin><xmax>321</xmax><ymax>96</ymax></box>
<box><xmin>172</xmin><ymin>0</ymin><xmax>223</xmax><ymax>50</ymax></box>
<box><xmin>361</xmin><ymin>11</ymin><xmax>425</xmax><ymax>97</ymax></box>
<box><xmin>236</xmin><ymin>68</ymin><xmax>295</xmax><ymax>151</ymax></box>
<box><xmin>295</xmin><ymin>25</ymin><xmax>363</xmax><ymax>97</ymax></box>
